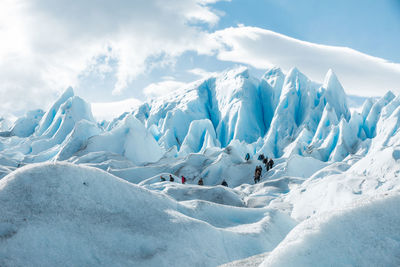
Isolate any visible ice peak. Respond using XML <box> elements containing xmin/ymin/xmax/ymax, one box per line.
<box><xmin>35</xmin><ymin>86</ymin><xmax>76</xmax><ymax>136</ymax></box>
<box><xmin>222</xmin><ymin>66</ymin><xmax>249</xmax><ymax>80</ymax></box>
<box><xmin>323</xmin><ymin>69</ymin><xmax>342</xmax><ymax>92</ymax></box>
<box><xmin>262</xmin><ymin>66</ymin><xmax>283</xmax><ymax>79</ymax></box>
<box><xmin>382</xmin><ymin>90</ymin><xmax>396</xmax><ymax>102</ymax></box>
<box><xmin>287</xmin><ymin>67</ymin><xmax>300</xmax><ymax>76</ymax></box>
<box><xmin>283</xmin><ymin>67</ymin><xmax>308</xmax><ymax>88</ymax></box>
<box><xmin>64</xmin><ymin>86</ymin><xmax>75</xmax><ymax>96</ymax></box>
<box><xmin>286</xmin><ymin>67</ymin><xmax>307</xmax><ymax>79</ymax></box>
<box><xmin>322</xmin><ymin>69</ymin><xmax>350</xmax><ymax>121</ymax></box>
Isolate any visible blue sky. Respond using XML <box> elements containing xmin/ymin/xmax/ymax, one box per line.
<box><xmin>1</xmin><ymin>0</ymin><xmax>400</xmax><ymax>117</ymax></box>
<box><xmin>213</xmin><ymin>0</ymin><xmax>400</xmax><ymax>62</ymax></box>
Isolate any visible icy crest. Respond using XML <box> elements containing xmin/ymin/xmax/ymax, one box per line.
<box><xmin>135</xmin><ymin>66</ymin><xmax>357</xmax><ymax>161</ymax></box>
<box><xmin>35</xmin><ymin>87</ymin><xmax>75</xmax><ymax>136</ymax></box>
<box><xmin>77</xmin><ymin>115</ymin><xmax>164</xmax><ymax>165</ymax></box>
<box><xmin>1</xmin><ymin>66</ymin><xmax>398</xmax><ymax>167</ymax></box>
<box><xmin>323</xmin><ymin>69</ymin><xmax>350</xmax><ymax>121</ymax></box>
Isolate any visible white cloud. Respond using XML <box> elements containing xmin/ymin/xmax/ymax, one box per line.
<box><xmin>3</xmin><ymin>0</ymin><xmax>400</xmax><ymax>118</ymax></box>
<box><xmin>188</xmin><ymin>68</ymin><xmax>218</xmax><ymax>78</ymax></box>
<box><xmin>0</xmin><ymin>0</ymin><xmax>221</xmax><ymax>116</ymax></box>
<box><xmin>91</xmin><ymin>98</ymin><xmax>142</xmax><ymax>121</ymax></box>
<box><xmin>143</xmin><ymin>80</ymin><xmax>187</xmax><ymax>99</ymax></box>
<box><xmin>161</xmin><ymin>76</ymin><xmax>176</xmax><ymax>81</ymax></box>
<box><xmin>211</xmin><ymin>26</ymin><xmax>400</xmax><ymax>96</ymax></box>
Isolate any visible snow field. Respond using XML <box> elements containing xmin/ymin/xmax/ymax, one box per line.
<box><xmin>261</xmin><ymin>193</ymin><xmax>400</xmax><ymax>267</ymax></box>
<box><xmin>0</xmin><ymin>162</ymin><xmax>296</xmax><ymax>266</ymax></box>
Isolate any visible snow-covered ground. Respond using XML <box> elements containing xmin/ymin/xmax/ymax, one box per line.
<box><xmin>0</xmin><ymin>162</ymin><xmax>295</xmax><ymax>266</ymax></box>
<box><xmin>1</xmin><ymin>66</ymin><xmax>400</xmax><ymax>266</ymax></box>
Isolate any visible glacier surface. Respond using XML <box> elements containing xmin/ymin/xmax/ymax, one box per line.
<box><xmin>1</xmin><ymin>66</ymin><xmax>400</xmax><ymax>266</ymax></box>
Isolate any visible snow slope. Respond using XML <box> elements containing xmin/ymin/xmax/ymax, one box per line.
<box><xmin>0</xmin><ymin>162</ymin><xmax>295</xmax><ymax>266</ymax></box>
<box><xmin>261</xmin><ymin>193</ymin><xmax>400</xmax><ymax>267</ymax></box>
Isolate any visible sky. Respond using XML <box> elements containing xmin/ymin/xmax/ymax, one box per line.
<box><xmin>1</xmin><ymin>0</ymin><xmax>400</xmax><ymax>118</ymax></box>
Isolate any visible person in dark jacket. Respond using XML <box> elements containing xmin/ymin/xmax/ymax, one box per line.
<box><xmin>169</xmin><ymin>175</ymin><xmax>174</xmax><ymax>182</ymax></box>
<box><xmin>245</xmin><ymin>153</ymin><xmax>250</xmax><ymax>161</ymax></box>
<box><xmin>254</xmin><ymin>166</ymin><xmax>262</xmax><ymax>183</ymax></box>
<box><xmin>221</xmin><ymin>179</ymin><xmax>228</xmax><ymax>187</ymax></box>
<box><xmin>160</xmin><ymin>176</ymin><xmax>166</xmax><ymax>181</ymax></box>
<box><xmin>263</xmin><ymin>157</ymin><xmax>269</xmax><ymax>171</ymax></box>
<box><xmin>198</xmin><ymin>178</ymin><xmax>204</xmax><ymax>186</ymax></box>
<box><xmin>181</xmin><ymin>176</ymin><xmax>186</xmax><ymax>184</ymax></box>
<box><xmin>258</xmin><ymin>154</ymin><xmax>265</xmax><ymax>161</ymax></box>
<box><xmin>268</xmin><ymin>159</ymin><xmax>274</xmax><ymax>170</ymax></box>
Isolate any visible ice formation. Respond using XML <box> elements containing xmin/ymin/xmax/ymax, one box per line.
<box><xmin>1</xmin><ymin>66</ymin><xmax>400</xmax><ymax>266</ymax></box>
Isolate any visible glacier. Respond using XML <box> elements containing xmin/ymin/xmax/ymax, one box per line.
<box><xmin>1</xmin><ymin>66</ymin><xmax>400</xmax><ymax>266</ymax></box>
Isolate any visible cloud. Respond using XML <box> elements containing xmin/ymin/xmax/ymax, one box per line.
<box><xmin>187</xmin><ymin>68</ymin><xmax>218</xmax><ymax>78</ymax></box>
<box><xmin>143</xmin><ymin>80</ymin><xmax>187</xmax><ymax>99</ymax></box>
<box><xmin>2</xmin><ymin>0</ymin><xmax>399</xmax><ymax>118</ymax></box>
<box><xmin>0</xmin><ymin>0</ymin><xmax>221</xmax><ymax>116</ymax></box>
<box><xmin>211</xmin><ymin>26</ymin><xmax>400</xmax><ymax>96</ymax></box>
<box><xmin>91</xmin><ymin>98</ymin><xmax>142</xmax><ymax>121</ymax></box>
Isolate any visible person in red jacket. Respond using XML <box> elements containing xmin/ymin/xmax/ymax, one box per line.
<box><xmin>181</xmin><ymin>176</ymin><xmax>186</xmax><ymax>184</ymax></box>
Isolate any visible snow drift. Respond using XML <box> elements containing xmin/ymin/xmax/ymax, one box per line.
<box><xmin>261</xmin><ymin>194</ymin><xmax>400</xmax><ymax>267</ymax></box>
<box><xmin>0</xmin><ymin>162</ymin><xmax>295</xmax><ymax>266</ymax></box>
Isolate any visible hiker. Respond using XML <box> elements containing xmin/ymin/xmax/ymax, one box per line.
<box><xmin>221</xmin><ymin>179</ymin><xmax>228</xmax><ymax>187</ymax></box>
<box><xmin>181</xmin><ymin>175</ymin><xmax>186</xmax><ymax>184</ymax></box>
<box><xmin>160</xmin><ymin>176</ymin><xmax>166</xmax><ymax>182</ymax></box>
<box><xmin>245</xmin><ymin>153</ymin><xmax>250</xmax><ymax>161</ymax></box>
<box><xmin>263</xmin><ymin>157</ymin><xmax>269</xmax><ymax>171</ymax></box>
<box><xmin>169</xmin><ymin>174</ymin><xmax>174</xmax><ymax>182</ymax></box>
<box><xmin>198</xmin><ymin>178</ymin><xmax>204</xmax><ymax>186</ymax></box>
<box><xmin>254</xmin><ymin>166</ymin><xmax>262</xmax><ymax>184</ymax></box>
<box><xmin>258</xmin><ymin>154</ymin><xmax>265</xmax><ymax>161</ymax></box>
<box><xmin>268</xmin><ymin>158</ymin><xmax>274</xmax><ymax>170</ymax></box>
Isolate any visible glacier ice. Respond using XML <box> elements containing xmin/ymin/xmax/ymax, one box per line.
<box><xmin>178</xmin><ymin>119</ymin><xmax>220</xmax><ymax>157</ymax></box>
<box><xmin>10</xmin><ymin>109</ymin><xmax>44</xmax><ymax>138</ymax></box>
<box><xmin>0</xmin><ymin>65</ymin><xmax>394</xmax><ymax>167</ymax></box>
<box><xmin>77</xmin><ymin>115</ymin><xmax>164</xmax><ymax>165</ymax></box>
<box><xmin>0</xmin><ymin>64</ymin><xmax>400</xmax><ymax>266</ymax></box>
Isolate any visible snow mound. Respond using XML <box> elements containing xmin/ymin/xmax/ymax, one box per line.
<box><xmin>143</xmin><ymin>182</ymin><xmax>244</xmax><ymax>207</ymax></box>
<box><xmin>261</xmin><ymin>194</ymin><xmax>400</xmax><ymax>267</ymax></box>
<box><xmin>286</xmin><ymin>147</ymin><xmax>400</xmax><ymax>221</ymax></box>
<box><xmin>0</xmin><ymin>162</ymin><xmax>295</xmax><ymax>266</ymax></box>
<box><xmin>284</xmin><ymin>154</ymin><xmax>328</xmax><ymax>178</ymax></box>
<box><xmin>78</xmin><ymin>115</ymin><xmax>164</xmax><ymax>165</ymax></box>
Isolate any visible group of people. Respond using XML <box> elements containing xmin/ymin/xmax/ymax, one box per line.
<box><xmin>254</xmin><ymin>153</ymin><xmax>274</xmax><ymax>184</ymax></box>
<box><xmin>159</xmin><ymin>153</ymin><xmax>274</xmax><ymax>187</ymax></box>
<box><xmin>160</xmin><ymin>174</ymin><xmax>179</xmax><ymax>182</ymax></box>
<box><xmin>260</xmin><ymin>155</ymin><xmax>274</xmax><ymax>171</ymax></box>
<box><xmin>160</xmin><ymin>175</ymin><xmax>229</xmax><ymax>187</ymax></box>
